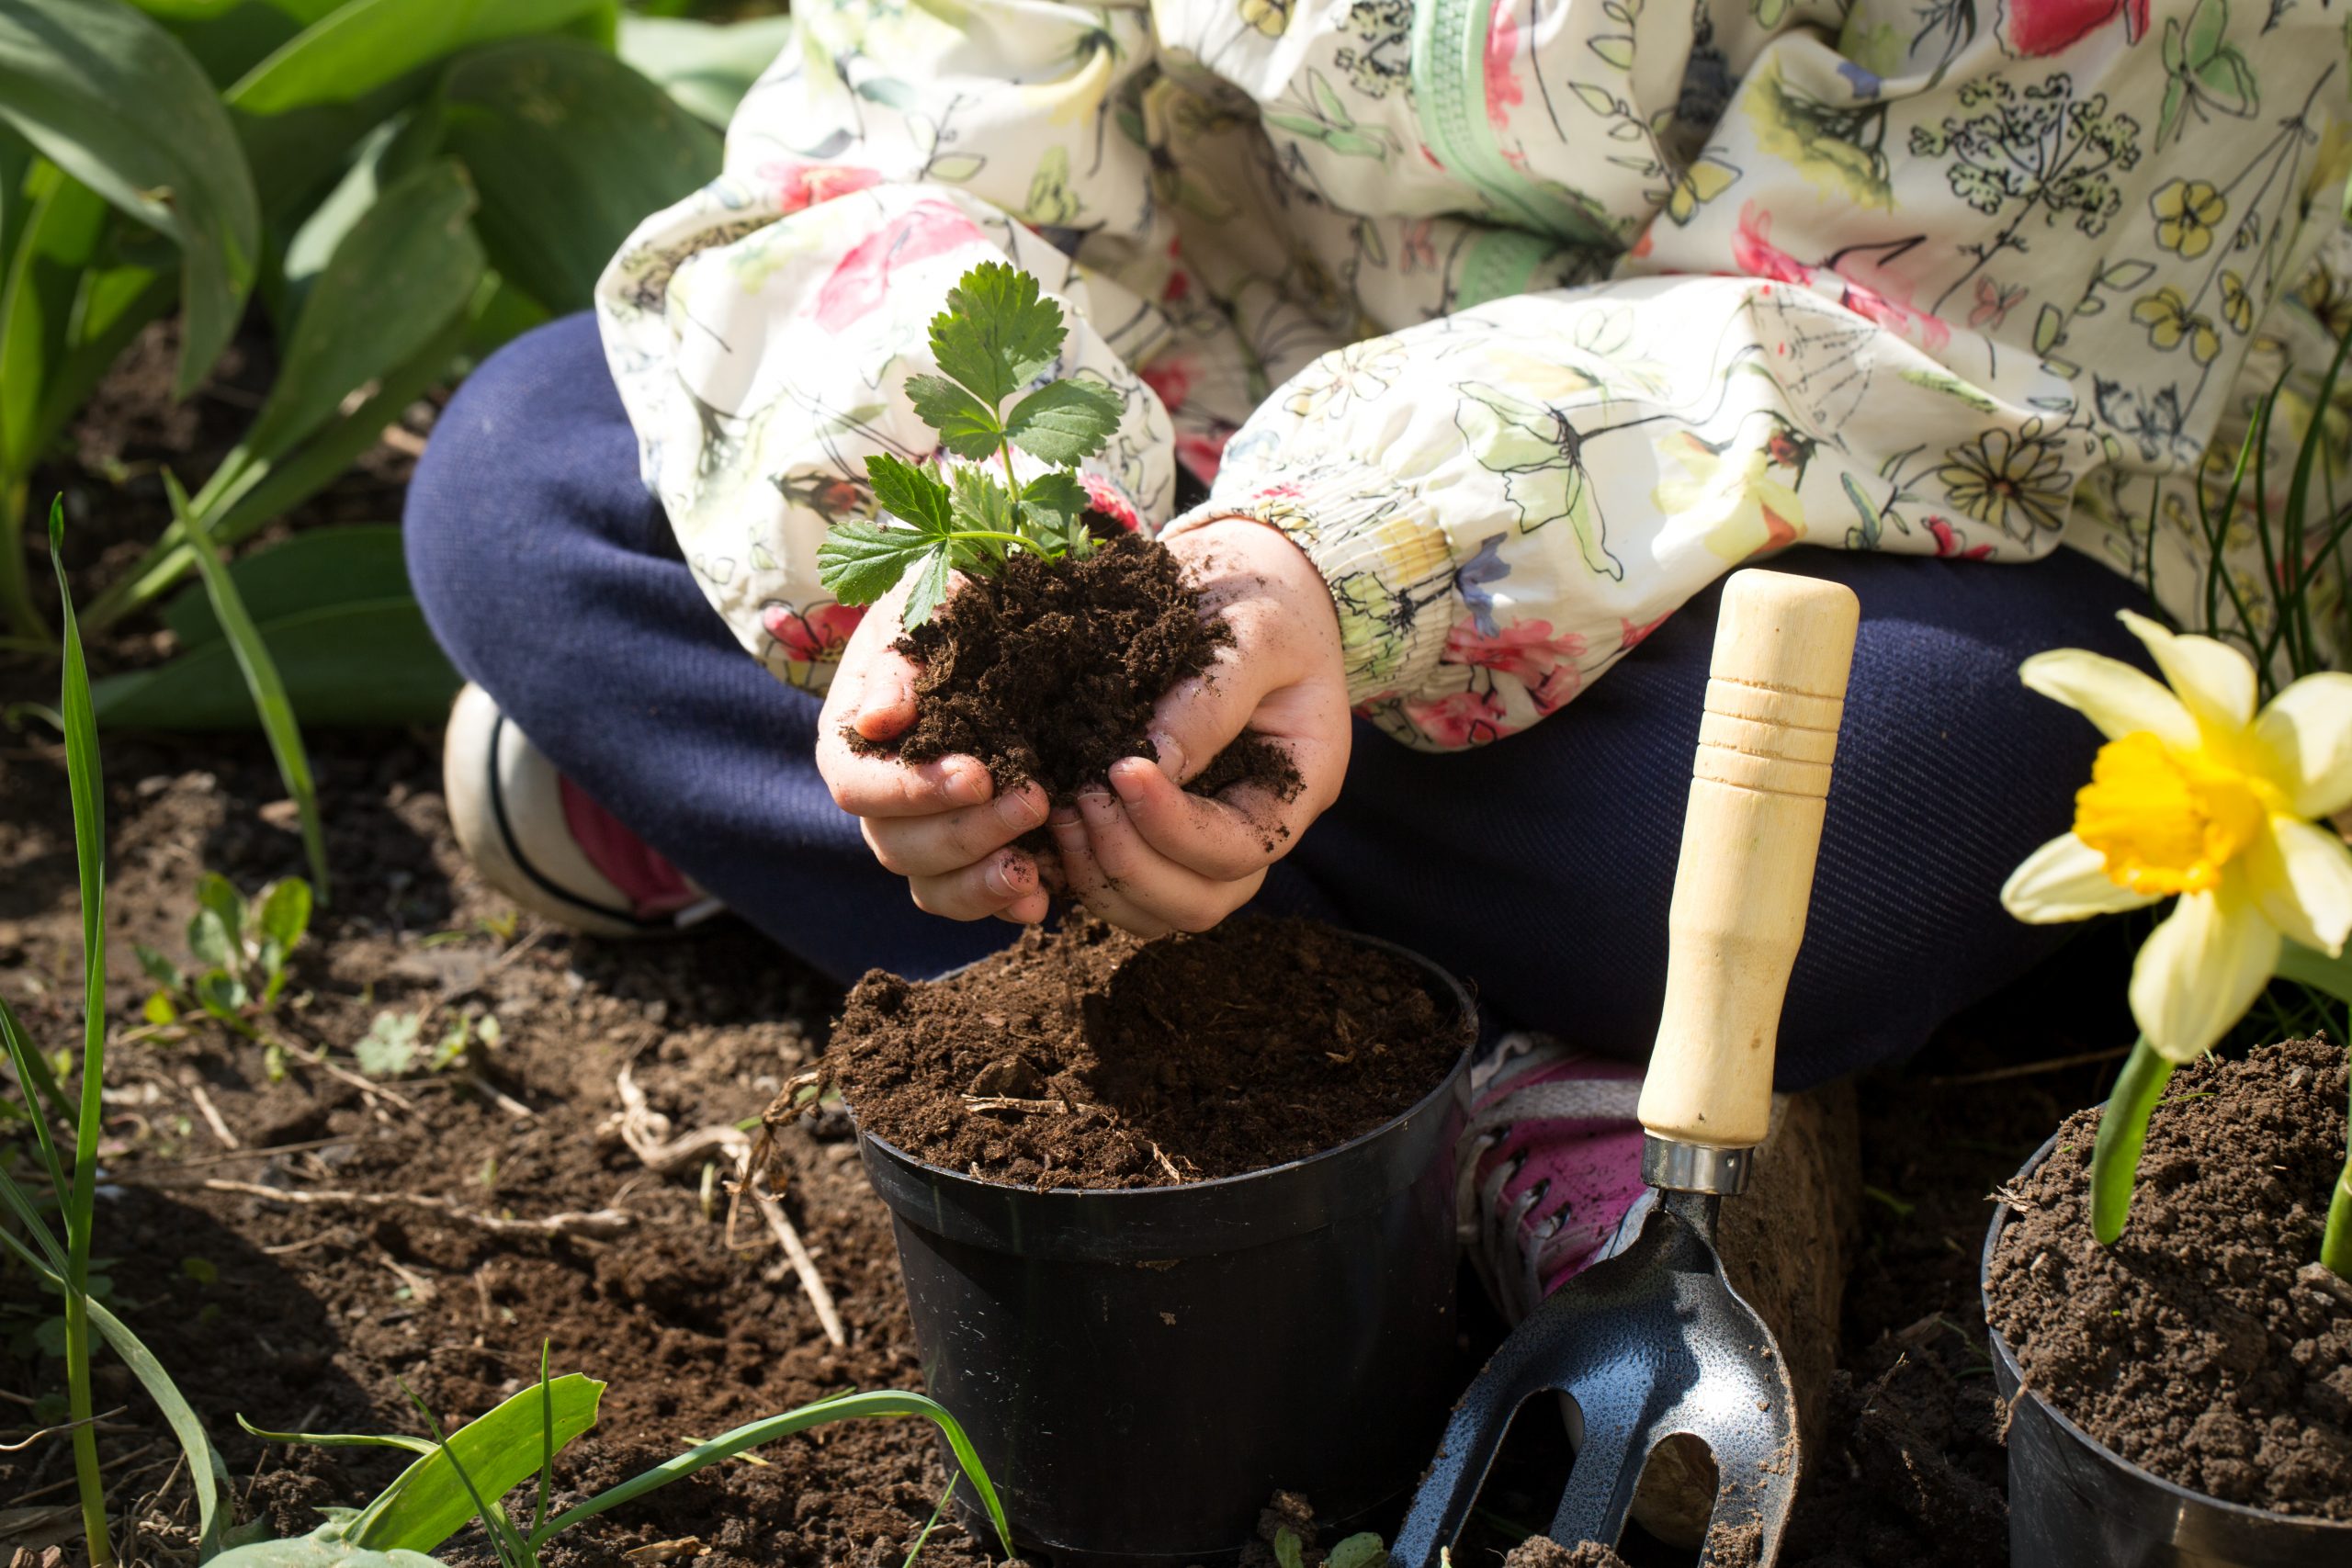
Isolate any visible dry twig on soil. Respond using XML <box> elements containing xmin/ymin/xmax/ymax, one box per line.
<box><xmin>198</xmin><ymin>1179</ymin><xmax>631</xmax><ymax>1236</ymax></box>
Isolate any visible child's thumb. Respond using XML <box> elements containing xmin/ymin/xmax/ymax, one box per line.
<box><xmin>1144</xmin><ymin>657</ymin><xmax>1264</xmax><ymax>787</ymax></box>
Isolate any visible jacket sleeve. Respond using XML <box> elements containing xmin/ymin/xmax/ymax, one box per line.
<box><xmin>1174</xmin><ymin>0</ymin><xmax>2352</xmax><ymax>750</ymax></box>
<box><xmin>593</xmin><ymin>0</ymin><xmax>1174</xmax><ymax>691</ymax></box>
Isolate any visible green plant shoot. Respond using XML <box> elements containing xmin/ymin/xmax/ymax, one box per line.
<box><xmin>2086</xmin><ymin>1035</ymin><xmax>2173</xmax><ymax>1246</ymax></box>
<box><xmin>815</xmin><ymin>261</ymin><xmax>1123</xmax><ymax>626</ymax></box>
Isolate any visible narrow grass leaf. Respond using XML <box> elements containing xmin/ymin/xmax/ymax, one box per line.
<box><xmin>0</xmin><ymin>987</ymin><xmax>73</xmax><ymax>1126</ymax></box>
<box><xmin>168</xmin><ymin>476</ymin><xmax>330</xmax><ymax>898</ymax></box>
<box><xmin>237</xmin><ymin>1415</ymin><xmax>435</xmax><ymax>1459</ymax></box>
<box><xmin>46</xmin><ymin>495</ymin><xmax>103</xmax><ymax>1259</ymax></box>
<box><xmin>899</xmin><ymin>1476</ymin><xmax>956</xmax><ymax>1568</ymax></box>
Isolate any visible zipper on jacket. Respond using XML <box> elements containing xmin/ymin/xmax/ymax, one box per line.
<box><xmin>1411</xmin><ymin>0</ymin><xmax>1615</xmax><ymax>249</ymax></box>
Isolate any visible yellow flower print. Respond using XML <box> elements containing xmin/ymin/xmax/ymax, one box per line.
<box><xmin>1239</xmin><ymin>0</ymin><xmax>1290</xmax><ymax>37</ymax></box>
<box><xmin>1652</xmin><ymin>431</ymin><xmax>1807</xmax><ymax>563</ymax></box>
<box><xmin>2132</xmin><ymin>287</ymin><xmax>2222</xmax><ymax>366</ymax></box>
<box><xmin>2219</xmin><ymin>270</ymin><xmax>2255</xmax><ymax>334</ymax></box>
<box><xmin>1934</xmin><ymin>423</ymin><xmax>2073</xmax><ymax>543</ymax></box>
<box><xmin>2152</xmin><ymin>179</ymin><xmax>2227</xmax><ymax>259</ymax></box>
<box><xmin>1285</xmin><ymin>340</ymin><xmax>1405</xmax><ymax>420</ymax></box>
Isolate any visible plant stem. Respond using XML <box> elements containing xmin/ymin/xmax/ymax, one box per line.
<box><xmin>0</xmin><ymin>477</ymin><xmax>53</xmax><ymax>643</ymax></box>
<box><xmin>2324</xmin><ymin>1051</ymin><xmax>2352</xmax><ymax>1278</ymax></box>
<box><xmin>2089</xmin><ymin>1034</ymin><xmax>2173</xmax><ymax>1246</ymax></box>
<box><xmin>62</xmin><ymin>1295</ymin><xmax>112</xmax><ymax>1566</ymax></box>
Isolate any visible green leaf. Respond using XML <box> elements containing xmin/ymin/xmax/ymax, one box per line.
<box><xmin>277</xmin><ymin>107</ymin><xmax>447</xmax><ymax>325</ymax></box>
<box><xmin>926</xmin><ymin>152</ymin><xmax>986</xmax><ymax>182</ymax></box>
<box><xmin>902</xmin><ymin>547</ymin><xmax>955</xmax><ymax>628</ymax></box>
<box><xmin>134</xmin><ymin>942</ymin><xmax>183</xmax><ymax>990</ymax></box>
<box><xmin>1022</xmin><ymin>470</ymin><xmax>1085</xmax><ymax>526</ymax></box>
<box><xmin>1327</xmin><ymin>1534</ymin><xmax>1390</xmax><ymax>1568</ymax></box>
<box><xmin>435</xmin><ymin>39</ymin><xmax>718</xmax><ymax>312</ymax></box>
<box><xmin>2183</xmin><ymin>0</ymin><xmax>2227</xmax><ymax>63</ymax></box>
<box><xmin>173</xmin><ymin>476</ymin><xmax>330</xmax><ymax>897</ymax></box>
<box><xmin>83</xmin><ymin>1289</ymin><xmax>230</xmax><ymax>1555</ymax></box>
<box><xmin>1274</xmin><ymin>1528</ymin><xmax>1306</xmax><ymax>1568</ymax></box>
<box><xmin>816</xmin><ymin>517</ymin><xmax>929</xmax><ymax>607</ymax></box>
<box><xmin>143</xmin><ymin>990</ymin><xmax>179</xmax><ymax>1026</ymax></box>
<box><xmin>164</xmin><ymin>525</ymin><xmax>413</xmax><ymax>650</ymax></box>
<box><xmin>2196</xmin><ymin>45</ymin><xmax>2256</xmax><ymax>117</ymax></box>
<box><xmin>0</xmin><ymin>0</ymin><xmax>260</xmax><ymax>395</ymax></box>
<box><xmin>355</xmin><ymin>1011</ymin><xmax>422</xmax><ymax>1078</ymax></box>
<box><xmin>2088</xmin><ymin>1035</ymin><xmax>2173</xmax><ymax>1244</ymax></box>
<box><xmin>1589</xmin><ymin>35</ymin><xmax>1635</xmax><ymax>69</ymax></box>
<box><xmin>94</xmin><ymin>596</ymin><xmax>461</xmax><ymax>729</ymax></box>
<box><xmin>1004</xmin><ymin>378</ymin><xmax>1121</xmax><ymax>466</ymax></box>
<box><xmin>196</xmin><ymin>871</ymin><xmax>247</xmax><ymax>945</ymax></box>
<box><xmin>243</xmin><ymin>156</ymin><xmax>481</xmax><ymax>465</ymax></box>
<box><xmin>254</xmin><ymin>877</ymin><xmax>312</xmax><ymax>956</ymax></box>
<box><xmin>2032</xmin><ymin>301</ymin><xmax>2064</xmax><ymax>356</ymax></box>
<box><xmin>905</xmin><ymin>372</ymin><xmax>1004</xmax><ymax>460</ymax></box>
<box><xmin>616</xmin><ymin>13</ymin><xmax>795</xmax><ymax>128</ymax></box>
<box><xmin>865</xmin><ymin>453</ymin><xmax>956</xmax><ymax>536</ymax></box>
<box><xmin>238</xmin><ymin>1415</ymin><xmax>435</xmax><ymax>1460</ymax></box>
<box><xmin>207</xmin><ymin>1529</ymin><xmax>447</xmax><ymax>1568</ymax></box>
<box><xmin>193</xmin><ymin>969</ymin><xmax>252</xmax><ymax>1032</ymax></box>
<box><xmin>345</xmin><ymin>1374</ymin><xmax>605</xmax><ymax>1554</ymax></box>
<box><xmin>929</xmin><ymin>260</ymin><xmax>1065</xmax><ymax>406</ymax></box>
<box><xmin>947</xmin><ymin>466</ymin><xmax>1020</xmax><ymax>547</ymax></box>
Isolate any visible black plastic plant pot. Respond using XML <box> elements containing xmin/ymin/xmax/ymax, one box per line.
<box><xmin>853</xmin><ymin>936</ymin><xmax>1476</xmax><ymax>1567</ymax></box>
<box><xmin>1982</xmin><ymin>1133</ymin><xmax>2352</xmax><ymax>1568</ymax></box>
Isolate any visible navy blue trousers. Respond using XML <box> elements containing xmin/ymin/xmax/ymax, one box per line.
<box><xmin>406</xmin><ymin>315</ymin><xmax>2152</xmax><ymax>1088</ymax></box>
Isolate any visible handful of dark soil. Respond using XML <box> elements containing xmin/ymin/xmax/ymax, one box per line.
<box><xmin>870</xmin><ymin>529</ymin><xmax>1299</xmax><ymax>806</ymax></box>
<box><xmin>1985</xmin><ymin>1037</ymin><xmax>2352</xmax><ymax>1517</ymax></box>
<box><xmin>828</xmin><ymin>914</ymin><xmax>1467</xmax><ymax>1189</ymax></box>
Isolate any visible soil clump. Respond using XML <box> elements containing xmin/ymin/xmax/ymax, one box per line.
<box><xmin>1501</xmin><ymin>1540</ymin><xmax>1629</xmax><ymax>1568</ymax></box>
<box><xmin>829</xmin><ymin>915</ymin><xmax>1467</xmax><ymax>1189</ymax></box>
<box><xmin>1985</xmin><ymin>1036</ymin><xmax>2352</xmax><ymax>1517</ymax></box>
<box><xmin>871</xmin><ymin>530</ymin><xmax>1298</xmax><ymax>807</ymax></box>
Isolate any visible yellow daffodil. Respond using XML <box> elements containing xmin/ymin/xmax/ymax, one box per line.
<box><xmin>2002</xmin><ymin>611</ymin><xmax>2352</xmax><ymax>1062</ymax></box>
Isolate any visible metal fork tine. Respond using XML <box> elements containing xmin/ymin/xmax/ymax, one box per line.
<box><xmin>1547</xmin><ymin>1415</ymin><xmax>1643</xmax><ymax>1550</ymax></box>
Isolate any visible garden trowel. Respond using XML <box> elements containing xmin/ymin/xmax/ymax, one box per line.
<box><xmin>1390</xmin><ymin>569</ymin><xmax>1860</xmax><ymax>1568</ymax></box>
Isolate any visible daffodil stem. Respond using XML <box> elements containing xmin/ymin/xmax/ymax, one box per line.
<box><xmin>2324</xmin><ymin>1059</ymin><xmax>2352</xmax><ymax>1280</ymax></box>
<box><xmin>2089</xmin><ymin>1035</ymin><xmax>2172</xmax><ymax>1247</ymax></box>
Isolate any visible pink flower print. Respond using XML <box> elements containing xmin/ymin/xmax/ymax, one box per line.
<box><xmin>762</xmin><ymin>600</ymin><xmax>865</xmax><ymax>665</ymax></box>
<box><xmin>1731</xmin><ymin>203</ymin><xmax>1814</xmax><ymax>288</ymax></box>
<box><xmin>1400</xmin><ymin>220</ymin><xmax>1438</xmax><ymax>274</ymax></box>
<box><xmin>1619</xmin><ymin>611</ymin><xmax>1670</xmax><ymax>650</ymax></box>
<box><xmin>1485</xmin><ymin>8</ymin><xmax>1525</xmax><ymax>130</ymax></box>
<box><xmin>1832</xmin><ymin>262</ymin><xmax>1951</xmax><ymax>353</ymax></box>
<box><xmin>1080</xmin><ymin>472</ymin><xmax>1143</xmax><ymax>532</ymax></box>
<box><xmin>1924</xmin><ymin>516</ymin><xmax>1995</xmax><ymax>560</ymax></box>
<box><xmin>1138</xmin><ymin>354</ymin><xmax>1193</xmax><ymax>412</ymax></box>
<box><xmin>1442</xmin><ymin>619</ymin><xmax>1588</xmax><ymax>714</ymax></box>
<box><xmin>814</xmin><ymin>201</ymin><xmax>987</xmax><ymax>333</ymax></box>
<box><xmin>2000</xmin><ymin>0</ymin><xmax>2147</xmax><ymax>58</ymax></box>
<box><xmin>758</xmin><ymin>162</ymin><xmax>883</xmax><ymax>216</ymax></box>
<box><xmin>1402</xmin><ymin>688</ymin><xmax>1516</xmax><ymax>747</ymax></box>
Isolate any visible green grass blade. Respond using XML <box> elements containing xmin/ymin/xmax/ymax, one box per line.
<box><xmin>164</xmin><ymin>474</ymin><xmax>329</xmax><ymax>899</ymax></box>
<box><xmin>237</xmin><ymin>1414</ymin><xmax>436</xmax><ymax>1458</ymax></box>
<box><xmin>900</xmin><ymin>1475</ymin><xmax>955</xmax><ymax>1568</ymax></box>
<box><xmin>2088</xmin><ymin>1035</ymin><xmax>2174</xmax><ymax>1246</ymax></box>
<box><xmin>1</xmin><ymin>989</ymin><xmax>73</xmax><ymax>1173</ymax></box>
<box><xmin>531</xmin><ymin>1342</ymin><xmax>554</xmax><ymax>1540</ymax></box>
<box><xmin>532</xmin><ymin>1391</ymin><xmax>1015</xmax><ymax>1562</ymax></box>
<box><xmin>0</xmin><ymin>1166</ymin><xmax>71</xmax><ymax>1274</ymax></box>
<box><xmin>397</xmin><ymin>1382</ymin><xmax>528</xmax><ymax>1568</ymax></box>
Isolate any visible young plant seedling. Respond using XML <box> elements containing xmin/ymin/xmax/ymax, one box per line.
<box><xmin>816</xmin><ymin>260</ymin><xmax>1124</xmax><ymax>626</ymax></box>
<box><xmin>136</xmin><ymin>872</ymin><xmax>313</xmax><ymax>1038</ymax></box>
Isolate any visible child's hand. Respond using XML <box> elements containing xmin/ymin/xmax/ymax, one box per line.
<box><xmin>816</xmin><ymin>572</ymin><xmax>1055</xmax><ymax>925</ymax></box>
<box><xmin>1049</xmin><ymin>519</ymin><xmax>1351</xmax><ymax>937</ymax></box>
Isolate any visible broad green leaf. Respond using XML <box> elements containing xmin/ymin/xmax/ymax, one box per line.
<box><xmin>133</xmin><ymin>942</ymin><xmax>181</xmax><ymax>987</ymax></box>
<box><xmin>865</xmin><ymin>453</ymin><xmax>956</xmax><ymax>536</ymax></box>
<box><xmin>243</xmin><ymin>156</ymin><xmax>481</xmax><ymax>464</ymax></box>
<box><xmin>92</xmin><ymin>596</ymin><xmax>462</xmax><ymax>729</ymax></box>
<box><xmin>193</xmin><ymin>968</ymin><xmax>254</xmax><ymax>1030</ymax></box>
<box><xmin>816</xmin><ymin>518</ymin><xmax>928</xmax><ymax>607</ymax></box>
<box><xmin>345</xmin><ymin>1373</ymin><xmax>605</xmax><ymax>1553</ymax></box>
<box><xmin>133</xmin><ymin>0</ymin><xmax>347</xmax><ymax>87</ymax></box>
<box><xmin>277</xmin><ymin>107</ymin><xmax>447</xmax><ymax>324</ymax></box>
<box><xmin>0</xmin><ymin>164</ymin><xmax>99</xmax><ymax>478</ymax></box>
<box><xmin>1022</xmin><ymin>470</ymin><xmax>1085</xmax><ymax>525</ymax></box>
<box><xmin>196</xmin><ymin>872</ymin><xmax>247</xmax><ymax>951</ymax></box>
<box><xmin>187</xmin><ymin>908</ymin><xmax>237</xmax><ymax>971</ymax></box>
<box><xmin>0</xmin><ymin>0</ymin><xmax>260</xmax><ymax>395</ymax></box>
<box><xmin>254</xmin><ymin>877</ymin><xmax>311</xmax><ymax>954</ymax></box>
<box><xmin>1274</xmin><ymin>1528</ymin><xmax>1306</xmax><ymax>1568</ymax></box>
<box><xmin>930</xmin><ymin>261</ymin><xmax>1065</xmax><ymax>406</ymax></box>
<box><xmin>1004</xmin><ymin>378</ymin><xmax>1121</xmax><ymax>465</ymax></box>
<box><xmin>204</xmin><ymin>1525</ymin><xmax>445</xmax><ymax>1568</ymax></box>
<box><xmin>175</xmin><ymin>477</ymin><xmax>330</xmax><ymax>897</ymax></box>
<box><xmin>164</xmin><ymin>525</ymin><xmax>413</xmax><ymax>649</ymax></box>
<box><xmin>906</xmin><ymin>372</ymin><xmax>1003</xmax><ymax>459</ymax></box>
<box><xmin>616</xmin><ymin>13</ymin><xmax>794</xmax><ymax>128</ymax></box>
<box><xmin>435</xmin><ymin>39</ymin><xmax>718</xmax><ymax>312</ymax></box>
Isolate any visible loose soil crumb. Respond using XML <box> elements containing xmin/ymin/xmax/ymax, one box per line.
<box><xmin>1704</xmin><ymin>1513</ymin><xmax>1765</xmax><ymax>1568</ymax></box>
<box><xmin>1502</xmin><ymin>1539</ymin><xmax>1629</xmax><ymax>1568</ymax></box>
<box><xmin>1235</xmin><ymin>1492</ymin><xmax>1322</xmax><ymax>1568</ymax></box>
<box><xmin>872</xmin><ymin>531</ymin><xmax>1300</xmax><ymax>807</ymax></box>
<box><xmin>829</xmin><ymin>915</ymin><xmax>1468</xmax><ymax>1189</ymax></box>
<box><xmin>1986</xmin><ymin>1037</ymin><xmax>2352</xmax><ymax>1518</ymax></box>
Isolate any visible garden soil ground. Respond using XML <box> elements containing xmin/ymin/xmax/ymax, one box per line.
<box><xmin>1986</xmin><ymin>1038</ymin><xmax>2352</xmax><ymax>1517</ymax></box>
<box><xmin>0</xmin><ymin>321</ymin><xmax>2188</xmax><ymax>1566</ymax></box>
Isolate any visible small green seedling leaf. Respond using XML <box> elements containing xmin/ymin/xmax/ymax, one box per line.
<box><xmin>1274</xmin><ymin>1527</ymin><xmax>1306</xmax><ymax>1568</ymax></box>
<box><xmin>356</xmin><ymin>1012</ymin><xmax>424</xmax><ymax>1079</ymax></box>
<box><xmin>255</xmin><ymin>878</ymin><xmax>314</xmax><ymax>956</ymax></box>
<box><xmin>188</xmin><ymin>906</ymin><xmax>239</xmax><ymax>972</ymax></box>
<box><xmin>181</xmin><ymin>1256</ymin><xmax>218</xmax><ymax>1287</ymax></box>
<box><xmin>428</xmin><ymin>1020</ymin><xmax>470</xmax><ymax>1074</ymax></box>
<box><xmin>1328</xmin><ymin>1533</ymin><xmax>1391</xmax><ymax>1568</ymax></box>
<box><xmin>193</xmin><ymin>971</ymin><xmax>255</xmax><ymax>1035</ymax></box>
<box><xmin>1003</xmin><ymin>378</ymin><xmax>1121</xmax><ymax>466</ymax></box>
<box><xmin>134</xmin><ymin>943</ymin><xmax>183</xmax><ymax>990</ymax></box>
<box><xmin>929</xmin><ymin>261</ymin><xmax>1065</xmax><ymax>405</ymax></box>
<box><xmin>903</xmin><ymin>547</ymin><xmax>956</xmax><ymax>629</ymax></box>
<box><xmin>143</xmin><ymin>991</ymin><xmax>180</xmax><ymax>1027</ymax></box>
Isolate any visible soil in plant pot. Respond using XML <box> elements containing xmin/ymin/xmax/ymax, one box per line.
<box><xmin>1500</xmin><ymin>1540</ymin><xmax>1632</xmax><ymax>1568</ymax></box>
<box><xmin>868</xmin><ymin>529</ymin><xmax>1301</xmax><ymax>808</ymax></box>
<box><xmin>1984</xmin><ymin>1036</ymin><xmax>2352</xmax><ymax>1518</ymax></box>
<box><xmin>829</xmin><ymin>913</ymin><xmax>1468</xmax><ymax>1189</ymax></box>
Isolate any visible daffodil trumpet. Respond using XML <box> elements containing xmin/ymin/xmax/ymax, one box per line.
<box><xmin>2001</xmin><ymin>611</ymin><xmax>2352</xmax><ymax>1274</ymax></box>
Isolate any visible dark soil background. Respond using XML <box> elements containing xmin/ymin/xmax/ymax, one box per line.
<box><xmin>0</xmin><ymin>320</ymin><xmax>2195</xmax><ymax>1567</ymax></box>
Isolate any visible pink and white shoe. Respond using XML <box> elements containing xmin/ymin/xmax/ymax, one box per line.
<box><xmin>441</xmin><ymin>684</ymin><xmax>722</xmax><ymax>938</ymax></box>
<box><xmin>1457</xmin><ymin>1033</ymin><xmax>1654</xmax><ymax>1323</ymax></box>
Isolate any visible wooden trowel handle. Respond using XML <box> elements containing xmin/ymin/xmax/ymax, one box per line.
<box><xmin>1635</xmin><ymin>570</ymin><xmax>1859</xmax><ymax>1170</ymax></box>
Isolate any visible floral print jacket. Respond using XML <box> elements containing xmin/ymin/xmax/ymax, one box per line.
<box><xmin>595</xmin><ymin>0</ymin><xmax>2352</xmax><ymax>750</ymax></box>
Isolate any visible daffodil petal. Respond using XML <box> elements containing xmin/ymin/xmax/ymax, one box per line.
<box><xmin>2253</xmin><ymin>671</ymin><xmax>2352</xmax><ymax>818</ymax></box>
<box><xmin>2245</xmin><ymin>815</ymin><xmax>2352</xmax><ymax>955</ymax></box>
<box><xmin>2000</xmin><ymin>832</ymin><xmax>2162</xmax><ymax>922</ymax></box>
<box><xmin>2116</xmin><ymin>610</ymin><xmax>2257</xmax><ymax>733</ymax></box>
<box><xmin>2018</xmin><ymin>648</ymin><xmax>2198</xmax><ymax>749</ymax></box>
<box><xmin>2129</xmin><ymin>886</ymin><xmax>2280</xmax><ymax>1063</ymax></box>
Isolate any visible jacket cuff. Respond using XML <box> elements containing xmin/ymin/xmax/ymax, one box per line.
<box><xmin>1168</xmin><ymin>458</ymin><xmax>1453</xmax><ymax>708</ymax></box>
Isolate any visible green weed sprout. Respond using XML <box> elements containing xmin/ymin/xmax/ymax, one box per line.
<box><xmin>0</xmin><ymin>499</ymin><xmax>228</xmax><ymax>1564</ymax></box>
<box><xmin>221</xmin><ymin>1349</ymin><xmax>1018</xmax><ymax>1568</ymax></box>
<box><xmin>136</xmin><ymin>872</ymin><xmax>313</xmax><ymax>1034</ymax></box>
<box><xmin>815</xmin><ymin>261</ymin><xmax>1123</xmax><ymax>626</ymax></box>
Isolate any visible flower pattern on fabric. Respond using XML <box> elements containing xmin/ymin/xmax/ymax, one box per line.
<box><xmin>594</xmin><ymin>0</ymin><xmax>2352</xmax><ymax>748</ymax></box>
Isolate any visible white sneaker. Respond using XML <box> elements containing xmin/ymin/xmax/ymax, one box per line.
<box><xmin>441</xmin><ymin>683</ymin><xmax>721</xmax><ymax>938</ymax></box>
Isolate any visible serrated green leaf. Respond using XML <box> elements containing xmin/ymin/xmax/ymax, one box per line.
<box><xmin>906</xmin><ymin>372</ymin><xmax>1003</xmax><ymax>459</ymax></box>
<box><xmin>1004</xmin><ymin>378</ymin><xmax>1121</xmax><ymax>465</ymax></box>
<box><xmin>356</xmin><ymin>1011</ymin><xmax>422</xmax><ymax>1078</ymax></box>
<box><xmin>816</xmin><ymin>517</ymin><xmax>929</xmax><ymax>607</ymax></box>
<box><xmin>865</xmin><ymin>453</ymin><xmax>956</xmax><ymax>536</ymax></box>
<box><xmin>902</xmin><ymin>547</ymin><xmax>955</xmax><ymax>627</ymax></box>
<box><xmin>929</xmin><ymin>261</ymin><xmax>1064</xmax><ymax>406</ymax></box>
<box><xmin>947</xmin><ymin>465</ymin><xmax>1020</xmax><ymax>540</ymax></box>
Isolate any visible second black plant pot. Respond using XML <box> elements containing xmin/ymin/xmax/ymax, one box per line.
<box><xmin>854</xmin><ymin>935</ymin><xmax>1476</xmax><ymax>1566</ymax></box>
<box><xmin>1983</xmin><ymin>1132</ymin><xmax>2352</xmax><ymax>1567</ymax></box>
